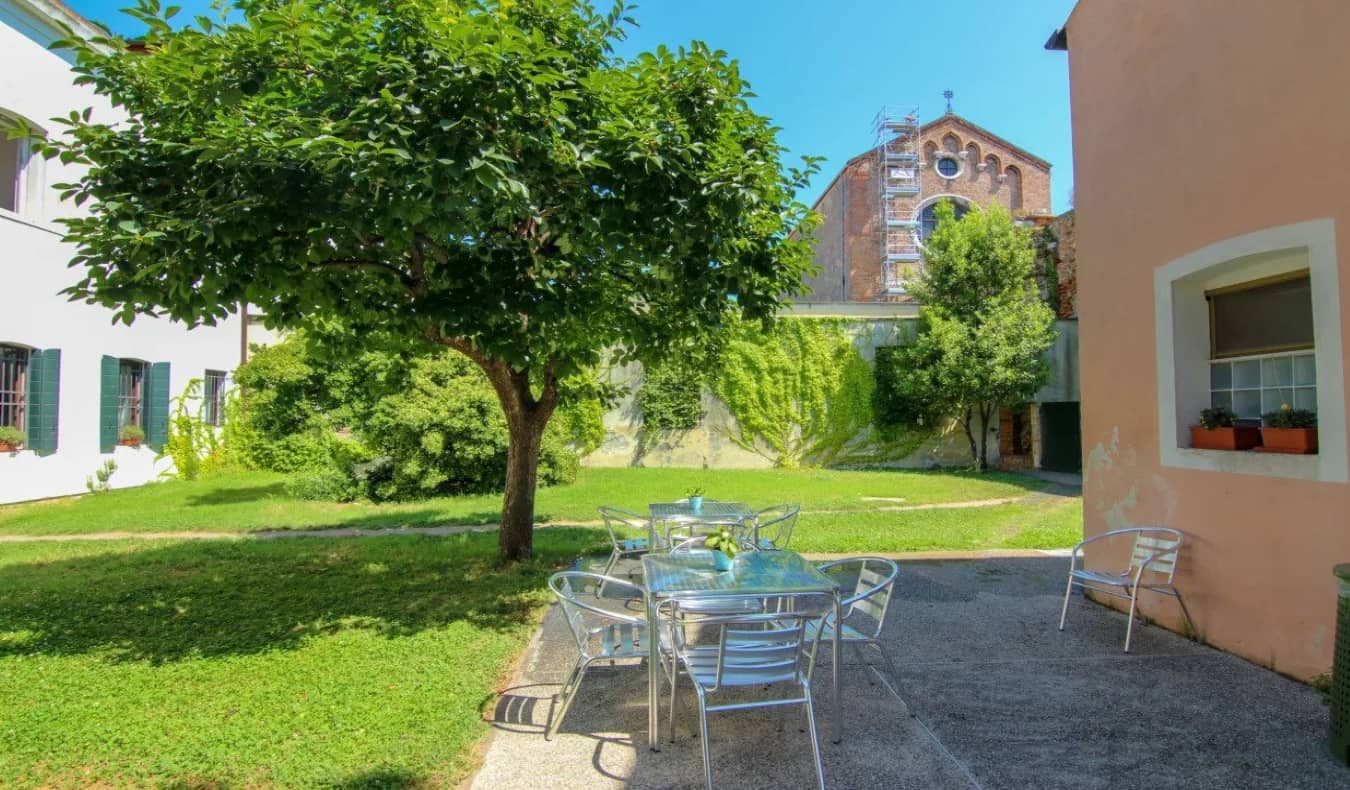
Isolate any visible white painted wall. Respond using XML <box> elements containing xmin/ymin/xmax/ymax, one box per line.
<box><xmin>0</xmin><ymin>0</ymin><xmax>243</xmax><ymax>503</ymax></box>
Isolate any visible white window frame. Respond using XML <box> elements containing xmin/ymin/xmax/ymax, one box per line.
<box><xmin>1209</xmin><ymin>349</ymin><xmax>1317</xmax><ymax>420</ymax></box>
<box><xmin>0</xmin><ymin>114</ymin><xmax>44</xmax><ymax>222</ymax></box>
<box><xmin>1155</xmin><ymin>219</ymin><xmax>1346</xmax><ymax>481</ymax></box>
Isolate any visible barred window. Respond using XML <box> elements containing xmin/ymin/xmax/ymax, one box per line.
<box><xmin>0</xmin><ymin>344</ymin><xmax>28</xmax><ymax>431</ymax></box>
<box><xmin>204</xmin><ymin>370</ymin><xmax>227</xmax><ymax>427</ymax></box>
<box><xmin>119</xmin><ymin>360</ymin><xmax>145</xmax><ymax>427</ymax></box>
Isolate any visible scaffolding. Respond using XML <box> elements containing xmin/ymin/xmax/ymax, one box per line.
<box><xmin>873</xmin><ymin>106</ymin><xmax>922</xmax><ymax>294</ymax></box>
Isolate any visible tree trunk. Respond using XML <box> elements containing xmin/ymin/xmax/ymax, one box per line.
<box><xmin>962</xmin><ymin>407</ymin><xmax>979</xmax><ymax>469</ymax></box>
<box><xmin>432</xmin><ymin>332</ymin><xmax>559</xmax><ymax>565</ymax></box>
<box><xmin>500</xmin><ymin>406</ymin><xmax>547</xmax><ymax>562</ymax></box>
<box><xmin>977</xmin><ymin>405</ymin><xmax>993</xmax><ymax>472</ymax></box>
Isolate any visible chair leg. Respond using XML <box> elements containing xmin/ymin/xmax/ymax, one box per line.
<box><xmin>1174</xmin><ymin>589</ymin><xmax>1199</xmax><ymax>641</ymax></box>
<box><xmin>597</xmin><ymin>551</ymin><xmax>619</xmax><ymax>597</ymax></box>
<box><xmin>667</xmin><ymin>661</ymin><xmax>680</xmax><ymax>742</ymax></box>
<box><xmin>802</xmin><ymin>684</ymin><xmax>826</xmax><ymax>790</ymax></box>
<box><xmin>1124</xmin><ymin>585</ymin><xmax>1140</xmax><ymax>653</ymax></box>
<box><xmin>696</xmin><ymin>691</ymin><xmax>714</xmax><ymax>790</ymax></box>
<box><xmin>546</xmin><ymin>658</ymin><xmax>589</xmax><ymax>740</ymax></box>
<box><xmin>1058</xmin><ymin>573</ymin><xmax>1076</xmax><ymax>631</ymax></box>
<box><xmin>868</xmin><ymin>640</ymin><xmax>909</xmax><ymax>713</ymax></box>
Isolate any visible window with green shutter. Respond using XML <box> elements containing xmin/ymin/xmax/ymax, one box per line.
<box><xmin>99</xmin><ymin>355</ymin><xmax>120</xmax><ymax>453</ymax></box>
<box><xmin>145</xmin><ymin>361</ymin><xmax>170</xmax><ymax>449</ymax></box>
<box><xmin>24</xmin><ymin>349</ymin><xmax>59</xmax><ymax>453</ymax></box>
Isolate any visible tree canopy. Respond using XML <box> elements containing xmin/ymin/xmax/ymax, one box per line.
<box><xmin>878</xmin><ymin>201</ymin><xmax>1056</xmax><ymax>470</ymax></box>
<box><xmin>38</xmin><ymin>0</ymin><xmax>820</xmax><ymax>560</ymax></box>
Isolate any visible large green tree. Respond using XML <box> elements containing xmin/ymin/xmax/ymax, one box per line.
<box><xmin>39</xmin><ymin>0</ymin><xmax>819</xmax><ymax>561</ymax></box>
<box><xmin>881</xmin><ymin>201</ymin><xmax>1055</xmax><ymax>470</ymax></box>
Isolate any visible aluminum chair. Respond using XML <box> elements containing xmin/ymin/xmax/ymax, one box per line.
<box><xmin>597</xmin><ymin>506</ymin><xmax>654</xmax><ymax>593</ymax></box>
<box><xmin>658</xmin><ymin>593</ymin><xmax>831</xmax><ymax>790</ymax></box>
<box><xmin>812</xmin><ymin>557</ymin><xmax>906</xmax><ymax>706</ymax></box>
<box><xmin>751</xmin><ymin>504</ymin><xmax>800</xmax><ymax>550</ymax></box>
<box><xmin>546</xmin><ymin>571</ymin><xmax>648</xmax><ymax>740</ymax></box>
<box><xmin>1058</xmin><ymin>526</ymin><xmax>1197</xmax><ymax>652</ymax></box>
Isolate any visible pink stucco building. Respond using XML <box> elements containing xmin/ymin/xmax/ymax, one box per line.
<box><xmin>1051</xmin><ymin>0</ymin><xmax>1350</xmax><ymax>679</ymax></box>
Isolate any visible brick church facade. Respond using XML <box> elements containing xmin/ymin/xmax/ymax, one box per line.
<box><xmin>803</xmin><ymin>109</ymin><xmax>1053</xmax><ymax>304</ymax></box>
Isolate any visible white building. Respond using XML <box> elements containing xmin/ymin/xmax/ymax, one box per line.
<box><xmin>0</xmin><ymin>0</ymin><xmax>243</xmax><ymax>503</ymax></box>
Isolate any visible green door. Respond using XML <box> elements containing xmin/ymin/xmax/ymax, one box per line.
<box><xmin>1039</xmin><ymin>403</ymin><xmax>1081</xmax><ymax>473</ymax></box>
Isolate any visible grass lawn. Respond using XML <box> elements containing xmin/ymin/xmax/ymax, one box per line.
<box><xmin>0</xmin><ymin>466</ymin><xmax>1054</xmax><ymax>537</ymax></box>
<box><xmin>0</xmin><ymin>531</ymin><xmax>605</xmax><ymax>788</ymax></box>
<box><xmin>0</xmin><ymin>468</ymin><xmax>1080</xmax><ymax>787</ymax></box>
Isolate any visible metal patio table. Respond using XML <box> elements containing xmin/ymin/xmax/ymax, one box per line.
<box><xmin>642</xmin><ymin>550</ymin><xmax>843</xmax><ymax>750</ymax></box>
<box><xmin>648</xmin><ymin>501</ymin><xmax>758</xmax><ymax>547</ymax></box>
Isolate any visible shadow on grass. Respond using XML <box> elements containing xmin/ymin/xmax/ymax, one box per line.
<box><xmin>326</xmin><ymin>768</ymin><xmax>430</xmax><ymax>789</ymax></box>
<box><xmin>185</xmin><ymin>481</ymin><xmax>290</xmax><ymax>506</ymax></box>
<box><xmin>251</xmin><ymin>509</ymin><xmax>507</xmax><ymax>533</ymax></box>
<box><xmin>0</xmin><ymin>529</ymin><xmax>608</xmax><ymax>664</ymax></box>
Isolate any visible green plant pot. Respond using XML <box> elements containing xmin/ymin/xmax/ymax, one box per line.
<box><xmin>689</xmin><ymin>496</ymin><xmax>703</xmax><ymax>513</ymax></box>
<box><xmin>713</xmin><ymin>551</ymin><xmax>733</xmax><ymax>572</ymax></box>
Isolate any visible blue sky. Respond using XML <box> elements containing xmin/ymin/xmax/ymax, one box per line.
<box><xmin>63</xmin><ymin>0</ymin><xmax>1077</xmax><ymax>210</ymax></box>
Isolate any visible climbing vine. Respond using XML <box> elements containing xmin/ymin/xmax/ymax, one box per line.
<box><xmin>635</xmin><ymin>356</ymin><xmax>707</xmax><ymax>432</ymax></box>
<box><xmin>1034</xmin><ymin>225</ymin><xmax>1060</xmax><ymax>315</ymax></box>
<box><xmin>712</xmin><ymin>318</ymin><xmax>924</xmax><ymax>467</ymax></box>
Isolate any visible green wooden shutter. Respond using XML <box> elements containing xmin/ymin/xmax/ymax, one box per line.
<box><xmin>25</xmin><ymin>349</ymin><xmax>60</xmax><ymax>453</ymax></box>
<box><xmin>99</xmin><ymin>355</ymin><xmax>119</xmax><ymax>453</ymax></box>
<box><xmin>146</xmin><ymin>361</ymin><xmax>171</xmax><ymax>450</ymax></box>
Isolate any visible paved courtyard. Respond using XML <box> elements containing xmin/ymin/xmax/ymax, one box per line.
<box><xmin>470</xmin><ymin>555</ymin><xmax>1350</xmax><ymax>790</ymax></box>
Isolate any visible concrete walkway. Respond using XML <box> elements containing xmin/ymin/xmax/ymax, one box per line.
<box><xmin>470</xmin><ymin>556</ymin><xmax>1348</xmax><ymax>790</ymax></box>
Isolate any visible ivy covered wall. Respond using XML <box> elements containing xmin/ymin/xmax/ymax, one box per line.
<box><xmin>584</xmin><ymin>317</ymin><xmax>994</xmax><ymax>469</ymax></box>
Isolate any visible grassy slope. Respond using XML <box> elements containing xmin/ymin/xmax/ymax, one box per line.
<box><xmin>0</xmin><ymin>467</ymin><xmax>1049</xmax><ymax>536</ymax></box>
<box><xmin>0</xmin><ymin>531</ymin><xmax>605</xmax><ymax>789</ymax></box>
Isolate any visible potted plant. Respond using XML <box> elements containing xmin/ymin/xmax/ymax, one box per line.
<box><xmin>686</xmin><ymin>486</ymin><xmax>705</xmax><ymax>514</ymax></box>
<box><xmin>119</xmin><ymin>425</ymin><xmax>146</xmax><ymax>448</ymax></box>
<box><xmin>1259</xmin><ymin>404</ymin><xmax>1318</xmax><ymax>454</ymax></box>
<box><xmin>1189</xmin><ymin>406</ymin><xmax>1261</xmax><ymax>451</ymax></box>
<box><xmin>0</xmin><ymin>426</ymin><xmax>25</xmax><ymax>452</ymax></box>
<box><xmin>704</xmin><ymin>526</ymin><xmax>739</xmax><ymax>572</ymax></box>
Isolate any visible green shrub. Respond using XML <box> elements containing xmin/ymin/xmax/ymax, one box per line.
<box><xmin>284</xmin><ymin>467</ymin><xmax>361</xmax><ymax>502</ymax></box>
<box><xmin>0</xmin><ymin>426</ymin><xmax>26</xmax><ymax>447</ymax></box>
<box><xmin>364</xmin><ymin>352</ymin><xmax>579</xmax><ymax>500</ymax></box>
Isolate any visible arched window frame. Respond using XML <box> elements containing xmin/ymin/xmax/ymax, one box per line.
<box><xmin>914</xmin><ymin>194</ymin><xmax>972</xmax><ymax>247</ymax></box>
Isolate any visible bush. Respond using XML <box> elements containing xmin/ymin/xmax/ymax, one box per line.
<box><xmin>363</xmin><ymin>352</ymin><xmax>579</xmax><ymax>500</ymax></box>
<box><xmin>284</xmin><ymin>467</ymin><xmax>361</xmax><ymax>502</ymax></box>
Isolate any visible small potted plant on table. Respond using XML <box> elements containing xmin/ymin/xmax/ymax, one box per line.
<box><xmin>686</xmin><ymin>487</ymin><xmax>705</xmax><ymax>514</ymax></box>
<box><xmin>1259</xmin><ymin>404</ymin><xmax>1318</xmax><ymax>454</ymax></box>
<box><xmin>1189</xmin><ymin>406</ymin><xmax>1261</xmax><ymax>451</ymax></box>
<box><xmin>0</xmin><ymin>426</ymin><xmax>25</xmax><ymax>452</ymax></box>
<box><xmin>119</xmin><ymin>425</ymin><xmax>146</xmax><ymax>448</ymax></box>
<box><xmin>704</xmin><ymin>527</ymin><xmax>738</xmax><ymax>572</ymax></box>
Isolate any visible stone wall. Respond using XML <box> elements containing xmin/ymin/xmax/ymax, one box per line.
<box><xmin>581</xmin><ymin>318</ymin><xmax>994</xmax><ymax>469</ymax></box>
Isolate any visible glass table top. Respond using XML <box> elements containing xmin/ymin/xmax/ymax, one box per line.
<box><xmin>649</xmin><ymin>501</ymin><xmax>756</xmax><ymax>520</ymax></box>
<box><xmin>643</xmin><ymin>550</ymin><xmax>838</xmax><ymax>596</ymax></box>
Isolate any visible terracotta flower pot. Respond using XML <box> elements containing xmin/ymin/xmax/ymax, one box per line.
<box><xmin>0</xmin><ymin>441</ymin><xmax>18</xmax><ymax>452</ymax></box>
<box><xmin>1190</xmin><ymin>425</ymin><xmax>1262</xmax><ymax>451</ymax></box>
<box><xmin>119</xmin><ymin>438</ymin><xmax>143</xmax><ymax>447</ymax></box>
<box><xmin>1258</xmin><ymin>427</ymin><xmax>1318</xmax><ymax>454</ymax></box>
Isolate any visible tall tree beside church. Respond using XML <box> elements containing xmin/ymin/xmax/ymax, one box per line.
<box><xmin>37</xmin><ymin>0</ymin><xmax>819</xmax><ymax>561</ymax></box>
<box><xmin>880</xmin><ymin>201</ymin><xmax>1055</xmax><ymax>470</ymax></box>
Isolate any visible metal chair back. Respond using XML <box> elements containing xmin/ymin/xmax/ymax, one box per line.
<box><xmin>1128</xmin><ymin>527</ymin><xmax>1184</xmax><ymax>582</ymax></box>
<box><xmin>549</xmin><ymin>571</ymin><xmax>646</xmax><ymax>659</ymax></box>
<box><xmin>661</xmin><ymin>514</ymin><xmax>752</xmax><ymax>549</ymax></box>
<box><xmin>753</xmin><ymin>503</ymin><xmax>800</xmax><ymax>549</ymax></box>
<box><xmin>658</xmin><ymin>592</ymin><xmax>831</xmax><ymax>691</ymax></box>
<box><xmin>818</xmin><ymin>557</ymin><xmax>900</xmax><ymax>640</ymax></box>
<box><xmin>597</xmin><ymin>505</ymin><xmax>649</xmax><ymax>550</ymax></box>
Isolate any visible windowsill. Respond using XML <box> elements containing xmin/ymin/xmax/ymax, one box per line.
<box><xmin>1170</xmin><ymin>446</ymin><xmax>1326</xmax><ymax>480</ymax></box>
<box><xmin>0</xmin><ymin>207</ymin><xmax>61</xmax><ymax>236</ymax></box>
